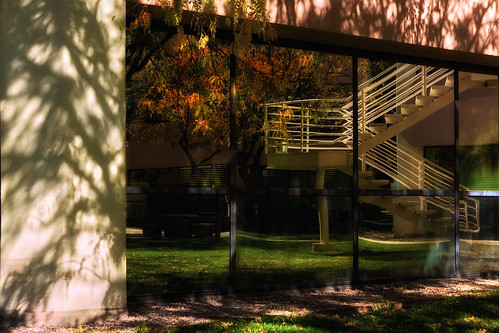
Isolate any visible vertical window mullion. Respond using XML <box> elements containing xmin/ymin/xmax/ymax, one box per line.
<box><xmin>352</xmin><ymin>56</ymin><xmax>359</xmax><ymax>283</ymax></box>
<box><xmin>229</xmin><ymin>53</ymin><xmax>237</xmax><ymax>291</ymax></box>
<box><xmin>454</xmin><ymin>69</ymin><xmax>460</xmax><ymax>275</ymax></box>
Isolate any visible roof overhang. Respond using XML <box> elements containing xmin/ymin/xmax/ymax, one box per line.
<box><xmin>126</xmin><ymin>0</ymin><xmax>499</xmax><ymax>74</ymax></box>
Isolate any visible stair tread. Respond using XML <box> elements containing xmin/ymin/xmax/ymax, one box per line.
<box><xmin>359</xmin><ymin>132</ymin><xmax>372</xmax><ymax>141</ymax></box>
<box><xmin>367</xmin><ymin>123</ymin><xmax>387</xmax><ymax>134</ymax></box>
<box><xmin>400</xmin><ymin>104</ymin><xmax>419</xmax><ymax>115</ymax></box>
<box><xmin>370</xmin><ymin>179</ymin><xmax>390</xmax><ymax>186</ymax></box>
<box><xmin>359</xmin><ymin>171</ymin><xmax>374</xmax><ymax>179</ymax></box>
<box><xmin>415</xmin><ymin>95</ymin><xmax>435</xmax><ymax>106</ymax></box>
<box><xmin>414</xmin><ymin>209</ymin><xmax>437</xmax><ymax>215</ymax></box>
<box><xmin>385</xmin><ymin>114</ymin><xmax>403</xmax><ymax>124</ymax></box>
<box><xmin>430</xmin><ymin>85</ymin><xmax>451</xmax><ymax>97</ymax></box>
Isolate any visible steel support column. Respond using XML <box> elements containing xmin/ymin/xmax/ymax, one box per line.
<box><xmin>352</xmin><ymin>56</ymin><xmax>359</xmax><ymax>282</ymax></box>
<box><xmin>453</xmin><ymin>69</ymin><xmax>460</xmax><ymax>275</ymax></box>
<box><xmin>229</xmin><ymin>53</ymin><xmax>238</xmax><ymax>291</ymax></box>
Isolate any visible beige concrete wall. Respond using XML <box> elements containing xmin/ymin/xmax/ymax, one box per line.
<box><xmin>401</xmin><ymin>87</ymin><xmax>499</xmax><ymax>147</ymax></box>
<box><xmin>266</xmin><ymin>0</ymin><xmax>499</xmax><ymax>57</ymax></box>
<box><xmin>0</xmin><ymin>0</ymin><xmax>126</xmax><ymax>326</ymax></box>
<box><xmin>127</xmin><ymin>143</ymin><xmax>230</xmax><ymax>169</ymax></box>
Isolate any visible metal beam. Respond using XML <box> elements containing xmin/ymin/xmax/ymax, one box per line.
<box><xmin>229</xmin><ymin>53</ymin><xmax>237</xmax><ymax>291</ymax></box>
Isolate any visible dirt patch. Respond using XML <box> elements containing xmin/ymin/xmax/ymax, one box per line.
<box><xmin>5</xmin><ymin>277</ymin><xmax>498</xmax><ymax>332</ymax></box>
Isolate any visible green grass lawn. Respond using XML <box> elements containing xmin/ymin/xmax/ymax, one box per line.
<box><xmin>127</xmin><ymin>233</ymin><xmax>490</xmax><ymax>295</ymax></box>
<box><xmin>129</xmin><ymin>290</ymin><xmax>499</xmax><ymax>332</ymax></box>
<box><xmin>126</xmin><ymin>237</ymin><xmax>231</xmax><ymax>295</ymax></box>
<box><xmin>235</xmin><ymin>233</ymin><xmax>352</xmax><ymax>289</ymax></box>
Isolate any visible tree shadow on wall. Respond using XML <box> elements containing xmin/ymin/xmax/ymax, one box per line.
<box><xmin>268</xmin><ymin>0</ymin><xmax>498</xmax><ymax>55</ymax></box>
<box><xmin>1</xmin><ymin>0</ymin><xmax>125</xmax><ymax>326</ymax></box>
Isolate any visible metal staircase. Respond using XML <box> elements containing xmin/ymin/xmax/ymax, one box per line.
<box><xmin>265</xmin><ymin>63</ymin><xmax>486</xmax><ymax>233</ymax></box>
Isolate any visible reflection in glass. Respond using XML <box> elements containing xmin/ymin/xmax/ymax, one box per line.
<box><xmin>458</xmin><ymin>72</ymin><xmax>499</xmax><ymax>191</ymax></box>
<box><xmin>235</xmin><ymin>47</ymin><xmax>354</xmax><ymax>290</ymax></box>
<box><xmin>456</xmin><ymin>72</ymin><xmax>498</xmax><ymax>275</ymax></box>
<box><xmin>460</xmin><ymin>197</ymin><xmax>499</xmax><ymax>274</ymax></box>
<box><xmin>126</xmin><ymin>32</ymin><xmax>232</xmax><ymax>295</ymax></box>
<box><xmin>359</xmin><ymin>196</ymin><xmax>455</xmax><ymax>280</ymax></box>
<box><xmin>358</xmin><ymin>61</ymin><xmax>455</xmax><ymax>190</ymax></box>
<box><xmin>126</xmin><ymin>193</ymin><xmax>230</xmax><ymax>295</ymax></box>
<box><xmin>236</xmin><ymin>195</ymin><xmax>352</xmax><ymax>290</ymax></box>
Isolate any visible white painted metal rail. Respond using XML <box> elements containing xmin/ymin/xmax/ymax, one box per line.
<box><xmin>363</xmin><ymin>139</ymin><xmax>480</xmax><ymax>232</ymax></box>
<box><xmin>264</xmin><ymin>62</ymin><xmax>480</xmax><ymax>232</ymax></box>
<box><xmin>265</xmin><ymin>64</ymin><xmax>453</xmax><ymax>150</ymax></box>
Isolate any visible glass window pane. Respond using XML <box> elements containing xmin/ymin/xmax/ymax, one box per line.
<box><xmin>126</xmin><ymin>33</ymin><xmax>231</xmax><ymax>295</ymax></box>
<box><xmin>460</xmin><ymin>197</ymin><xmax>499</xmax><ymax>274</ymax></box>
<box><xmin>358</xmin><ymin>60</ymin><xmax>455</xmax><ymax>190</ymax></box>
<box><xmin>458</xmin><ymin>72</ymin><xmax>499</xmax><ymax>191</ymax></box>
<box><xmin>235</xmin><ymin>46</ymin><xmax>353</xmax><ymax>290</ymax></box>
<box><xmin>238</xmin><ymin>46</ymin><xmax>353</xmax><ymax>189</ymax></box>
<box><xmin>236</xmin><ymin>195</ymin><xmax>352</xmax><ymax>290</ymax></box>
<box><xmin>359</xmin><ymin>195</ymin><xmax>455</xmax><ymax>280</ymax></box>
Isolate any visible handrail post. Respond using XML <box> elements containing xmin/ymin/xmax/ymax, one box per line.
<box><xmin>418</xmin><ymin>160</ymin><xmax>426</xmax><ymax>210</ymax></box>
<box><xmin>306</xmin><ymin>109</ymin><xmax>310</xmax><ymax>152</ymax></box>
<box><xmin>361</xmin><ymin>153</ymin><xmax>366</xmax><ymax>172</ymax></box>
<box><xmin>361</xmin><ymin>86</ymin><xmax>366</xmax><ymax>171</ymax></box>
<box><xmin>264</xmin><ymin>105</ymin><xmax>268</xmax><ymax>154</ymax></box>
<box><xmin>458</xmin><ymin>201</ymin><xmax>464</xmax><ymax>231</ymax></box>
<box><xmin>463</xmin><ymin>200</ymin><xmax>468</xmax><ymax>231</ymax></box>
<box><xmin>422</xmin><ymin>66</ymin><xmax>427</xmax><ymax>96</ymax></box>
<box><xmin>281</xmin><ymin>102</ymin><xmax>285</xmax><ymax>152</ymax></box>
<box><xmin>361</xmin><ymin>85</ymin><xmax>366</xmax><ymax>132</ymax></box>
<box><xmin>300</xmin><ymin>104</ymin><xmax>304</xmax><ymax>152</ymax></box>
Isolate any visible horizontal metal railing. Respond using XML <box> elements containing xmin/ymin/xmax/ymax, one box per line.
<box><xmin>265</xmin><ymin>98</ymin><xmax>351</xmax><ymax>152</ymax></box>
<box><xmin>265</xmin><ymin>64</ymin><xmax>454</xmax><ymax>151</ymax></box>
<box><xmin>264</xmin><ymin>63</ymin><xmax>479</xmax><ymax>232</ymax></box>
<box><xmin>363</xmin><ymin>139</ymin><xmax>480</xmax><ymax>232</ymax></box>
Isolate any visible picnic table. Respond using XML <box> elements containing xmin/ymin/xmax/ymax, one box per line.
<box><xmin>143</xmin><ymin>212</ymin><xmax>217</xmax><ymax>238</ymax></box>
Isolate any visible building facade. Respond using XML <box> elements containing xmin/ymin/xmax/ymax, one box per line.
<box><xmin>1</xmin><ymin>0</ymin><xmax>498</xmax><ymax>325</ymax></box>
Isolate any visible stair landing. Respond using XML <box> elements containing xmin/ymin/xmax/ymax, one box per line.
<box><xmin>267</xmin><ymin>151</ymin><xmax>351</xmax><ymax>170</ymax></box>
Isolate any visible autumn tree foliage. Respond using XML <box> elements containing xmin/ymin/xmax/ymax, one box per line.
<box><xmin>127</xmin><ymin>27</ymin><xmax>353</xmax><ymax>172</ymax></box>
<box><xmin>127</xmin><ymin>31</ymin><xmax>352</xmax><ymax>171</ymax></box>
<box><xmin>126</xmin><ymin>4</ymin><xmax>353</xmax><ymax>172</ymax></box>
<box><xmin>127</xmin><ymin>31</ymin><xmax>230</xmax><ymax>169</ymax></box>
<box><xmin>235</xmin><ymin>46</ymin><xmax>352</xmax><ymax>167</ymax></box>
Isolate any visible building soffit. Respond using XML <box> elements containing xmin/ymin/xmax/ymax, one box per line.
<box><xmin>126</xmin><ymin>0</ymin><xmax>499</xmax><ymax>73</ymax></box>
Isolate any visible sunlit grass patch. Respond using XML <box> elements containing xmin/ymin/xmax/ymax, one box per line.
<box><xmin>157</xmin><ymin>290</ymin><xmax>499</xmax><ymax>332</ymax></box>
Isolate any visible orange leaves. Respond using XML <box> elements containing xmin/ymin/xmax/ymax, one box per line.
<box><xmin>296</xmin><ymin>53</ymin><xmax>313</xmax><ymax>69</ymax></box>
<box><xmin>138</xmin><ymin>97</ymin><xmax>155</xmax><ymax>111</ymax></box>
<box><xmin>187</xmin><ymin>92</ymin><xmax>201</xmax><ymax>107</ymax></box>
<box><xmin>130</xmin><ymin>11</ymin><xmax>151</xmax><ymax>30</ymax></box>
<box><xmin>269</xmin><ymin>108</ymin><xmax>294</xmax><ymax>139</ymax></box>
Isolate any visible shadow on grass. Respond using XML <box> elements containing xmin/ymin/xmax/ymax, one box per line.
<box><xmin>166</xmin><ymin>291</ymin><xmax>499</xmax><ymax>333</ymax></box>
<box><xmin>127</xmin><ymin>237</ymin><xmax>231</xmax><ymax>295</ymax></box>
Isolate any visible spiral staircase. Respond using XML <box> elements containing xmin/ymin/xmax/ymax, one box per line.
<box><xmin>264</xmin><ymin>63</ymin><xmax>496</xmax><ymax>246</ymax></box>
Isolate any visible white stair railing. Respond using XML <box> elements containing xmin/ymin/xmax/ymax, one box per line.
<box><xmin>363</xmin><ymin>139</ymin><xmax>480</xmax><ymax>232</ymax></box>
<box><xmin>264</xmin><ymin>63</ymin><xmax>479</xmax><ymax>233</ymax></box>
<box><xmin>265</xmin><ymin>63</ymin><xmax>454</xmax><ymax>150</ymax></box>
<box><xmin>265</xmin><ymin>98</ymin><xmax>351</xmax><ymax>152</ymax></box>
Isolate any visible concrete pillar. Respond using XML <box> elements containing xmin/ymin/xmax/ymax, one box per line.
<box><xmin>0</xmin><ymin>0</ymin><xmax>126</xmax><ymax>326</ymax></box>
<box><xmin>313</xmin><ymin>168</ymin><xmax>334</xmax><ymax>252</ymax></box>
